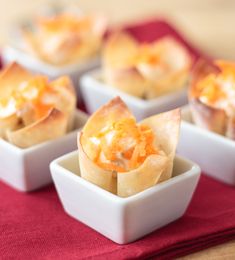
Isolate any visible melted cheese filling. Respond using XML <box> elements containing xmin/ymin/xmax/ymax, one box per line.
<box><xmin>38</xmin><ymin>14</ymin><xmax>91</xmax><ymax>51</ymax></box>
<box><xmin>0</xmin><ymin>76</ymin><xmax>55</xmax><ymax>120</ymax></box>
<box><xmin>34</xmin><ymin>14</ymin><xmax>97</xmax><ymax>62</ymax></box>
<box><xmin>88</xmin><ymin>118</ymin><xmax>158</xmax><ymax>172</ymax></box>
<box><xmin>197</xmin><ymin>70</ymin><xmax>235</xmax><ymax>116</ymax></box>
<box><xmin>135</xmin><ymin>42</ymin><xmax>180</xmax><ymax>81</ymax></box>
<box><xmin>39</xmin><ymin>14</ymin><xmax>91</xmax><ymax>33</ymax></box>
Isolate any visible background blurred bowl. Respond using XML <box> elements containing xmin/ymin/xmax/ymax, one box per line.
<box><xmin>178</xmin><ymin>106</ymin><xmax>235</xmax><ymax>186</ymax></box>
<box><xmin>80</xmin><ymin>69</ymin><xmax>188</xmax><ymax>120</ymax></box>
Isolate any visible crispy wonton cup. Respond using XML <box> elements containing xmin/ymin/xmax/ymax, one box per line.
<box><xmin>102</xmin><ymin>32</ymin><xmax>149</xmax><ymax>98</ymax></box>
<box><xmin>102</xmin><ymin>33</ymin><xmax>191</xmax><ymax>99</ymax></box>
<box><xmin>0</xmin><ymin>63</ymin><xmax>34</xmax><ymax>139</ymax></box>
<box><xmin>49</xmin><ymin>76</ymin><xmax>76</xmax><ymax>131</ymax></box>
<box><xmin>7</xmin><ymin>108</ymin><xmax>67</xmax><ymax>148</ymax></box>
<box><xmin>138</xmin><ymin>37</ymin><xmax>191</xmax><ymax>99</ymax></box>
<box><xmin>78</xmin><ymin>97</ymin><xmax>180</xmax><ymax>197</ymax></box>
<box><xmin>21</xmin><ymin>13</ymin><xmax>107</xmax><ymax>66</ymax></box>
<box><xmin>188</xmin><ymin>59</ymin><xmax>235</xmax><ymax>140</ymax></box>
<box><xmin>0</xmin><ymin>62</ymin><xmax>76</xmax><ymax>147</ymax></box>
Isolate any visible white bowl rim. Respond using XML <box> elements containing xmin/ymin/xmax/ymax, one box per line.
<box><xmin>181</xmin><ymin>105</ymin><xmax>235</xmax><ymax>148</ymax></box>
<box><xmin>80</xmin><ymin>68</ymin><xmax>187</xmax><ymax>109</ymax></box>
<box><xmin>50</xmin><ymin>150</ymin><xmax>201</xmax><ymax>205</ymax></box>
<box><xmin>2</xmin><ymin>45</ymin><xmax>100</xmax><ymax>74</ymax></box>
<box><xmin>0</xmin><ymin>109</ymin><xmax>88</xmax><ymax>154</ymax></box>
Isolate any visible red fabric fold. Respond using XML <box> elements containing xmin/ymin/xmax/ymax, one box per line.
<box><xmin>124</xmin><ymin>19</ymin><xmax>203</xmax><ymax>63</ymax></box>
<box><xmin>1</xmin><ymin>175</ymin><xmax>235</xmax><ymax>259</ymax></box>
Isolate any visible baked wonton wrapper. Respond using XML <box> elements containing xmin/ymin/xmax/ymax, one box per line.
<box><xmin>102</xmin><ymin>32</ymin><xmax>191</xmax><ymax>99</ymax></box>
<box><xmin>7</xmin><ymin>108</ymin><xmax>67</xmax><ymax>148</ymax></box>
<box><xmin>78</xmin><ymin>97</ymin><xmax>180</xmax><ymax>197</ymax></box>
<box><xmin>21</xmin><ymin>10</ymin><xmax>107</xmax><ymax>66</ymax></box>
<box><xmin>189</xmin><ymin>59</ymin><xmax>235</xmax><ymax>140</ymax></box>
<box><xmin>0</xmin><ymin>62</ymin><xmax>76</xmax><ymax>148</ymax></box>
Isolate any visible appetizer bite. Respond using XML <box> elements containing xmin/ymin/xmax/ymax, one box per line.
<box><xmin>102</xmin><ymin>32</ymin><xmax>191</xmax><ymax>99</ymax></box>
<box><xmin>189</xmin><ymin>60</ymin><xmax>235</xmax><ymax>140</ymax></box>
<box><xmin>0</xmin><ymin>62</ymin><xmax>76</xmax><ymax>148</ymax></box>
<box><xmin>19</xmin><ymin>6</ymin><xmax>107</xmax><ymax>65</ymax></box>
<box><xmin>78</xmin><ymin>97</ymin><xmax>180</xmax><ymax>197</ymax></box>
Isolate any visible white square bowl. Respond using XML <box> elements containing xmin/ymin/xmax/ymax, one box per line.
<box><xmin>177</xmin><ymin>106</ymin><xmax>235</xmax><ymax>185</ymax></box>
<box><xmin>0</xmin><ymin>109</ymin><xmax>88</xmax><ymax>192</ymax></box>
<box><xmin>1</xmin><ymin>46</ymin><xmax>100</xmax><ymax>101</ymax></box>
<box><xmin>50</xmin><ymin>150</ymin><xmax>200</xmax><ymax>244</ymax></box>
<box><xmin>80</xmin><ymin>69</ymin><xmax>188</xmax><ymax>121</ymax></box>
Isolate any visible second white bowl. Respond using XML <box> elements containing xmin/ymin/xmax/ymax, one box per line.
<box><xmin>0</xmin><ymin>110</ymin><xmax>88</xmax><ymax>192</ymax></box>
<box><xmin>80</xmin><ymin>69</ymin><xmax>188</xmax><ymax>121</ymax></box>
<box><xmin>178</xmin><ymin>106</ymin><xmax>235</xmax><ymax>185</ymax></box>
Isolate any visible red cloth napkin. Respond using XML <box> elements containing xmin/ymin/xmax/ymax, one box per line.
<box><xmin>1</xmin><ymin>20</ymin><xmax>235</xmax><ymax>259</ymax></box>
<box><xmin>109</xmin><ymin>18</ymin><xmax>210</xmax><ymax>66</ymax></box>
<box><xmin>1</xmin><ymin>175</ymin><xmax>235</xmax><ymax>259</ymax></box>
<box><xmin>124</xmin><ymin>19</ymin><xmax>202</xmax><ymax>62</ymax></box>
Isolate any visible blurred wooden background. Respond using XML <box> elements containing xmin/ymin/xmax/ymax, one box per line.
<box><xmin>1</xmin><ymin>0</ymin><xmax>235</xmax><ymax>258</ymax></box>
<box><xmin>1</xmin><ymin>0</ymin><xmax>235</xmax><ymax>60</ymax></box>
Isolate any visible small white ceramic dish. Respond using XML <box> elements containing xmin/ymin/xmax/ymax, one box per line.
<box><xmin>0</xmin><ymin>109</ymin><xmax>88</xmax><ymax>192</ymax></box>
<box><xmin>50</xmin><ymin>150</ymin><xmax>200</xmax><ymax>244</ymax></box>
<box><xmin>178</xmin><ymin>106</ymin><xmax>235</xmax><ymax>185</ymax></box>
<box><xmin>80</xmin><ymin>69</ymin><xmax>188</xmax><ymax>121</ymax></box>
<box><xmin>1</xmin><ymin>46</ymin><xmax>100</xmax><ymax>101</ymax></box>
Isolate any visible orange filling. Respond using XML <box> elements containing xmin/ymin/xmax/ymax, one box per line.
<box><xmin>38</xmin><ymin>14</ymin><xmax>91</xmax><ymax>33</ymax></box>
<box><xmin>216</xmin><ymin>61</ymin><xmax>235</xmax><ymax>80</ymax></box>
<box><xmin>138</xmin><ymin>45</ymin><xmax>161</xmax><ymax>65</ymax></box>
<box><xmin>197</xmin><ymin>74</ymin><xmax>226</xmax><ymax>104</ymax></box>
<box><xmin>195</xmin><ymin>61</ymin><xmax>235</xmax><ymax>107</ymax></box>
<box><xmin>135</xmin><ymin>43</ymin><xmax>170</xmax><ymax>73</ymax></box>
<box><xmin>0</xmin><ymin>76</ymin><xmax>56</xmax><ymax>120</ymax></box>
<box><xmin>89</xmin><ymin>118</ymin><xmax>158</xmax><ymax>172</ymax></box>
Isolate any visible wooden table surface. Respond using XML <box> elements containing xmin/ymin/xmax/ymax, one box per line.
<box><xmin>1</xmin><ymin>0</ymin><xmax>235</xmax><ymax>258</ymax></box>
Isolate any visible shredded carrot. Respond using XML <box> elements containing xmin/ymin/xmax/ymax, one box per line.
<box><xmin>122</xmin><ymin>147</ymin><xmax>134</xmax><ymax>160</ymax></box>
<box><xmin>1</xmin><ymin>75</ymin><xmax>59</xmax><ymax>121</ymax></box>
<box><xmin>38</xmin><ymin>14</ymin><xmax>91</xmax><ymax>33</ymax></box>
<box><xmin>196</xmin><ymin>63</ymin><xmax>235</xmax><ymax>105</ymax></box>
<box><xmin>137</xmin><ymin>44</ymin><xmax>161</xmax><ymax>65</ymax></box>
<box><xmin>90</xmin><ymin>117</ymin><xmax>157</xmax><ymax>172</ymax></box>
